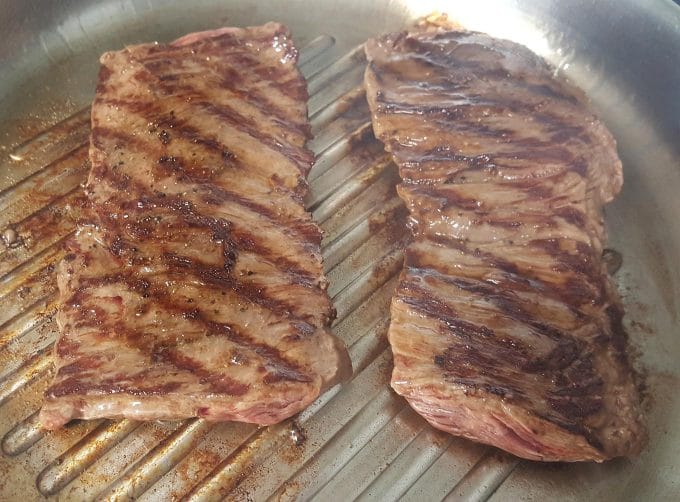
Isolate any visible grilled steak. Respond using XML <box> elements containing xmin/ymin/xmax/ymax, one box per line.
<box><xmin>364</xmin><ymin>30</ymin><xmax>643</xmax><ymax>461</ymax></box>
<box><xmin>39</xmin><ymin>23</ymin><xmax>349</xmax><ymax>430</ymax></box>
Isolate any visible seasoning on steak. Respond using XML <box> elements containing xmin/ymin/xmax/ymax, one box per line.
<box><xmin>39</xmin><ymin>22</ymin><xmax>349</xmax><ymax>430</ymax></box>
<box><xmin>364</xmin><ymin>29</ymin><xmax>644</xmax><ymax>462</ymax></box>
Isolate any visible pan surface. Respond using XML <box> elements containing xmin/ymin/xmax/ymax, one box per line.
<box><xmin>0</xmin><ymin>0</ymin><xmax>678</xmax><ymax>500</ymax></box>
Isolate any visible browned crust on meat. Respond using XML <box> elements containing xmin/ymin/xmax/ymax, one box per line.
<box><xmin>365</xmin><ymin>29</ymin><xmax>643</xmax><ymax>461</ymax></box>
<box><xmin>39</xmin><ymin>22</ymin><xmax>348</xmax><ymax>429</ymax></box>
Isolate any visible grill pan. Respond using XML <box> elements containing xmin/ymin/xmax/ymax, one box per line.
<box><xmin>1</xmin><ymin>0</ymin><xmax>679</xmax><ymax>500</ymax></box>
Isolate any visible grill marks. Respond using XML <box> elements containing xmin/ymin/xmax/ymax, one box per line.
<box><xmin>91</xmin><ymin>123</ymin><xmax>322</xmax><ymax>247</ymax></box>
<box><xmin>161</xmin><ymin>252</ymin><xmax>321</xmax><ymax>323</ymax></box>
<box><xmin>100</xmin><ymin>176</ymin><xmax>324</xmax><ymax>300</ymax></box>
<box><xmin>400</xmin><ymin>267</ymin><xmax>607</xmax><ymax>435</ymax></box>
<box><xmin>87</xmin><ymin>103</ymin><xmax>325</xmax><ymax>283</ymax></box>
<box><xmin>91</xmin><ymin>184</ymin><xmax>324</xmax><ymax>292</ymax></box>
<box><xmin>400</xmin><ymin>171</ymin><xmax>594</xmax><ymax>245</ymax></box>
<box><xmin>95</xmin><ymin>106</ymin><xmax>245</xmax><ymax>170</ymax></box>
<box><xmin>99</xmin><ymin>46</ymin><xmax>314</xmax><ymax>170</ymax></box>
<box><xmin>365</xmin><ymin>29</ymin><xmax>642</xmax><ymax>461</ymax></box>
<box><xmin>368</xmin><ymin>31</ymin><xmax>621</xmax><ymax>204</ymax></box>
<box><xmin>154</xmin><ymin>349</ymin><xmax>250</xmax><ymax>396</ymax></box>
<box><xmin>140</xmin><ymin>53</ymin><xmax>302</xmax><ymax>122</ymax></box>
<box><xmin>93</xmin><ymin>97</ymin><xmax>302</xmax><ymax>183</ymax></box>
<box><xmin>40</xmin><ymin>23</ymin><xmax>345</xmax><ymax>430</ymax></box>
<box><xmin>62</xmin><ymin>265</ymin><xmax>315</xmax><ymax>383</ymax></box>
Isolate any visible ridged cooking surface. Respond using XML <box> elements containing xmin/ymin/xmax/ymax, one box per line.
<box><xmin>0</xmin><ymin>8</ymin><xmax>678</xmax><ymax>497</ymax></box>
<box><xmin>0</xmin><ymin>36</ymin><xmax>510</xmax><ymax>500</ymax></box>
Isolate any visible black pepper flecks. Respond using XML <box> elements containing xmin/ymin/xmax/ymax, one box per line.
<box><xmin>159</xmin><ymin>130</ymin><xmax>171</xmax><ymax>145</ymax></box>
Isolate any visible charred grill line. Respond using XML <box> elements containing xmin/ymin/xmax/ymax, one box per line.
<box><xmin>415</xmin><ymin>234</ymin><xmax>604</xmax><ymax>307</ymax></box>
<box><xmin>139</xmin><ymin>63</ymin><xmax>313</xmax><ymax>141</ymax></box>
<box><xmin>90</xmin><ymin>123</ymin><xmax>322</xmax><ymax>246</ymax></box>
<box><xmin>59</xmin><ymin>252</ymin><xmax>317</xmax><ymax>387</ymax></box>
<box><xmin>400</xmin><ymin>274</ymin><xmax>606</xmax><ymax>444</ymax></box>
<box><xmin>96</xmin><ymin>78</ymin><xmax>313</xmax><ymax>170</ymax></box>
<box><xmin>88</xmin><ymin>168</ymin><xmax>326</xmax><ymax>291</ymax></box>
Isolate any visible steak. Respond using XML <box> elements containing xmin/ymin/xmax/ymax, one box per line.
<box><xmin>39</xmin><ymin>23</ymin><xmax>349</xmax><ymax>430</ymax></box>
<box><xmin>364</xmin><ymin>30</ymin><xmax>644</xmax><ymax>461</ymax></box>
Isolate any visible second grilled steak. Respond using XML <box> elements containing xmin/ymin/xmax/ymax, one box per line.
<box><xmin>39</xmin><ymin>23</ymin><xmax>349</xmax><ymax>430</ymax></box>
<box><xmin>364</xmin><ymin>30</ymin><xmax>643</xmax><ymax>461</ymax></box>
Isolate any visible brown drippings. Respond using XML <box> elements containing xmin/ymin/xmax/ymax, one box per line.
<box><xmin>416</xmin><ymin>12</ymin><xmax>465</xmax><ymax>32</ymax></box>
<box><xmin>2</xmin><ymin>227</ymin><xmax>20</xmax><ymax>247</ymax></box>
<box><xmin>276</xmin><ymin>480</ymin><xmax>301</xmax><ymax>501</ymax></box>
<box><xmin>602</xmin><ymin>248</ymin><xmax>623</xmax><ymax>275</ymax></box>
<box><xmin>288</xmin><ymin>421</ymin><xmax>306</xmax><ymax>447</ymax></box>
<box><xmin>367</xmin><ymin>204</ymin><xmax>408</xmax><ymax>237</ymax></box>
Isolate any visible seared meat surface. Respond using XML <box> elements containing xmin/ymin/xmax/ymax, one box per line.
<box><xmin>40</xmin><ymin>23</ymin><xmax>348</xmax><ymax>430</ymax></box>
<box><xmin>364</xmin><ymin>30</ymin><xmax>643</xmax><ymax>461</ymax></box>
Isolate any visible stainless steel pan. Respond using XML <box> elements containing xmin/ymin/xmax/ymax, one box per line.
<box><xmin>1</xmin><ymin>0</ymin><xmax>678</xmax><ymax>500</ymax></box>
